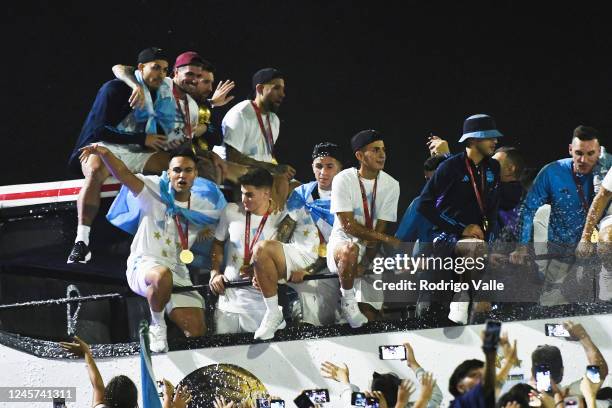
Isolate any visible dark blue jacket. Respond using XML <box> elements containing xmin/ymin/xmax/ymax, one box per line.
<box><xmin>418</xmin><ymin>151</ymin><xmax>501</xmax><ymax>238</ymax></box>
<box><xmin>67</xmin><ymin>80</ymin><xmax>150</xmax><ymax>175</ymax></box>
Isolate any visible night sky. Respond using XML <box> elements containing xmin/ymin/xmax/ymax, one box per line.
<box><xmin>4</xmin><ymin>1</ymin><xmax>612</xmax><ymax>212</ymax></box>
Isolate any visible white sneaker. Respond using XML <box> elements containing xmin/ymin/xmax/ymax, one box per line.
<box><xmin>149</xmin><ymin>324</ymin><xmax>168</xmax><ymax>353</ymax></box>
<box><xmin>341</xmin><ymin>299</ymin><xmax>368</xmax><ymax>328</ymax></box>
<box><xmin>448</xmin><ymin>301</ymin><xmax>469</xmax><ymax>325</ymax></box>
<box><xmin>598</xmin><ymin>267</ymin><xmax>612</xmax><ymax>301</ymax></box>
<box><xmin>254</xmin><ymin>308</ymin><xmax>286</xmax><ymax>340</ymax></box>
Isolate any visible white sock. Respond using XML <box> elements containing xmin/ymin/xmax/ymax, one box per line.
<box><xmin>150</xmin><ymin>310</ymin><xmax>166</xmax><ymax>327</ymax></box>
<box><xmin>263</xmin><ymin>295</ymin><xmax>279</xmax><ymax>312</ymax></box>
<box><xmin>75</xmin><ymin>225</ymin><xmax>91</xmax><ymax>246</ymax></box>
<box><xmin>341</xmin><ymin>287</ymin><xmax>355</xmax><ymax>299</ymax></box>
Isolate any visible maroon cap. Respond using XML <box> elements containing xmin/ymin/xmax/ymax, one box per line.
<box><xmin>174</xmin><ymin>51</ymin><xmax>204</xmax><ymax>68</ymax></box>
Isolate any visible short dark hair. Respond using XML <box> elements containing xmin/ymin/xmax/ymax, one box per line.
<box><xmin>531</xmin><ymin>345</ymin><xmax>563</xmax><ymax>384</ymax></box>
<box><xmin>170</xmin><ymin>147</ymin><xmax>199</xmax><ymax>165</ymax></box>
<box><xmin>496</xmin><ymin>383</ymin><xmax>532</xmax><ymax>408</ymax></box>
<box><xmin>448</xmin><ymin>359</ymin><xmax>484</xmax><ymax>397</ymax></box>
<box><xmin>423</xmin><ymin>155</ymin><xmax>447</xmax><ymax>172</ymax></box>
<box><xmin>200</xmin><ymin>59</ymin><xmax>215</xmax><ymax>74</ymax></box>
<box><xmin>494</xmin><ymin>146</ymin><xmax>526</xmax><ymax>179</ymax></box>
<box><xmin>238</xmin><ymin>167</ymin><xmax>273</xmax><ymax>188</ymax></box>
<box><xmin>573</xmin><ymin>125</ymin><xmax>600</xmax><ymax>142</ymax></box>
<box><xmin>104</xmin><ymin>375</ymin><xmax>138</xmax><ymax>408</ymax></box>
<box><xmin>371</xmin><ymin>372</ymin><xmax>401</xmax><ymax>408</ymax></box>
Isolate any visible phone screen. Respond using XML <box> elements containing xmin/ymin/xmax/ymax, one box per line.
<box><xmin>305</xmin><ymin>389</ymin><xmax>329</xmax><ymax>403</ymax></box>
<box><xmin>270</xmin><ymin>400</ymin><xmax>285</xmax><ymax>408</ymax></box>
<box><xmin>586</xmin><ymin>365</ymin><xmax>601</xmax><ymax>384</ymax></box>
<box><xmin>351</xmin><ymin>392</ymin><xmax>367</xmax><ymax>407</ymax></box>
<box><xmin>366</xmin><ymin>397</ymin><xmax>380</xmax><ymax>408</ymax></box>
<box><xmin>378</xmin><ymin>345</ymin><xmax>407</xmax><ymax>360</ymax></box>
<box><xmin>256</xmin><ymin>398</ymin><xmax>271</xmax><ymax>408</ymax></box>
<box><xmin>535</xmin><ymin>365</ymin><xmax>552</xmax><ymax>392</ymax></box>
<box><xmin>545</xmin><ymin>324</ymin><xmax>571</xmax><ymax>337</ymax></box>
<box><xmin>484</xmin><ymin>320</ymin><xmax>501</xmax><ymax>349</ymax></box>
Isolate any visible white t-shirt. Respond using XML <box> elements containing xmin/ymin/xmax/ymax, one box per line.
<box><xmin>162</xmin><ymin>77</ymin><xmax>199</xmax><ymax>145</ymax></box>
<box><xmin>127</xmin><ymin>175</ymin><xmax>223</xmax><ymax>276</ymax></box>
<box><xmin>329</xmin><ymin>168</ymin><xmax>400</xmax><ymax>248</ymax></box>
<box><xmin>221</xmin><ymin>99</ymin><xmax>280</xmax><ymax>162</ymax></box>
<box><xmin>214</xmin><ymin>203</ymin><xmax>317</xmax><ymax>313</ymax></box>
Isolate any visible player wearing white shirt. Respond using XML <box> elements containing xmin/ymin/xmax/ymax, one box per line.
<box><xmin>576</xmin><ymin>167</ymin><xmax>612</xmax><ymax>300</ymax></box>
<box><xmin>327</xmin><ymin>130</ymin><xmax>401</xmax><ymax>328</ymax></box>
<box><xmin>80</xmin><ymin>145</ymin><xmax>224</xmax><ymax>353</ymax></box>
<box><xmin>220</xmin><ymin>68</ymin><xmax>296</xmax><ymax>181</ymax></box>
<box><xmin>209</xmin><ymin>168</ymin><xmax>315</xmax><ymax>336</ymax></box>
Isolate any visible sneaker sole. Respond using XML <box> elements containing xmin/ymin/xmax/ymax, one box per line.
<box><xmin>67</xmin><ymin>251</ymin><xmax>92</xmax><ymax>264</ymax></box>
<box><xmin>255</xmin><ymin>319</ymin><xmax>287</xmax><ymax>340</ymax></box>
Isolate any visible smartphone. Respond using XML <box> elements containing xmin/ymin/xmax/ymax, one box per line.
<box><xmin>483</xmin><ymin>320</ymin><xmax>501</xmax><ymax>350</ymax></box>
<box><xmin>257</xmin><ymin>398</ymin><xmax>271</xmax><ymax>408</ymax></box>
<box><xmin>545</xmin><ymin>323</ymin><xmax>571</xmax><ymax>338</ymax></box>
<box><xmin>294</xmin><ymin>393</ymin><xmax>315</xmax><ymax>408</ymax></box>
<box><xmin>507</xmin><ymin>374</ymin><xmax>524</xmax><ymax>381</ymax></box>
<box><xmin>53</xmin><ymin>399</ymin><xmax>67</xmax><ymax>408</ymax></box>
<box><xmin>365</xmin><ymin>396</ymin><xmax>380</xmax><ymax>408</ymax></box>
<box><xmin>156</xmin><ymin>380</ymin><xmax>165</xmax><ymax>397</ymax></box>
<box><xmin>304</xmin><ymin>389</ymin><xmax>330</xmax><ymax>403</ymax></box>
<box><xmin>270</xmin><ymin>400</ymin><xmax>285</xmax><ymax>408</ymax></box>
<box><xmin>378</xmin><ymin>345</ymin><xmax>407</xmax><ymax>360</ymax></box>
<box><xmin>535</xmin><ymin>364</ymin><xmax>552</xmax><ymax>393</ymax></box>
<box><xmin>351</xmin><ymin>391</ymin><xmax>367</xmax><ymax>407</ymax></box>
<box><xmin>564</xmin><ymin>396</ymin><xmax>579</xmax><ymax>406</ymax></box>
<box><xmin>586</xmin><ymin>365</ymin><xmax>601</xmax><ymax>384</ymax></box>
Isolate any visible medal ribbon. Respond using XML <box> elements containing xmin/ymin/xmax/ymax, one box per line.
<box><xmin>244</xmin><ymin>211</ymin><xmax>270</xmax><ymax>265</ymax></box>
<box><xmin>173</xmin><ymin>198</ymin><xmax>190</xmax><ymax>251</ymax></box>
<box><xmin>357</xmin><ymin>170</ymin><xmax>378</xmax><ymax>229</ymax></box>
<box><xmin>464</xmin><ymin>156</ymin><xmax>488</xmax><ymax>231</ymax></box>
<box><xmin>250</xmin><ymin>101</ymin><xmax>275</xmax><ymax>156</ymax></box>
<box><xmin>173</xmin><ymin>85</ymin><xmax>192</xmax><ymax>140</ymax></box>
<box><xmin>570</xmin><ymin>166</ymin><xmax>591</xmax><ymax>212</ymax></box>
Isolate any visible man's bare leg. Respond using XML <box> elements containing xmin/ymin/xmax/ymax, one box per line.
<box><xmin>169</xmin><ymin>307</ymin><xmax>206</xmax><ymax>337</ymax></box>
<box><xmin>144</xmin><ymin>265</ymin><xmax>173</xmax><ymax>352</ymax></box>
<box><xmin>334</xmin><ymin>243</ymin><xmax>368</xmax><ymax>327</ymax></box>
<box><xmin>143</xmin><ymin>151</ymin><xmax>172</xmax><ymax>174</ymax></box>
<box><xmin>252</xmin><ymin>240</ymin><xmax>289</xmax><ymax>340</ymax></box>
<box><xmin>68</xmin><ymin>155</ymin><xmax>111</xmax><ymax>263</ymax></box>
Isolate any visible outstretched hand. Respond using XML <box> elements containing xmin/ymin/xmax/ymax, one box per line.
<box><xmin>59</xmin><ymin>335</ymin><xmax>91</xmax><ymax>356</ymax></box>
<box><xmin>320</xmin><ymin>361</ymin><xmax>350</xmax><ymax>384</ymax></box>
<box><xmin>210</xmin><ymin>80</ymin><xmax>236</xmax><ymax>107</ymax></box>
<box><xmin>162</xmin><ymin>379</ymin><xmax>192</xmax><ymax>408</ymax></box>
<box><xmin>79</xmin><ymin>143</ymin><xmax>110</xmax><ymax>163</ymax></box>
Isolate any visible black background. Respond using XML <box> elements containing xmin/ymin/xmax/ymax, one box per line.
<box><xmin>4</xmin><ymin>1</ymin><xmax>612</xmax><ymax>212</ymax></box>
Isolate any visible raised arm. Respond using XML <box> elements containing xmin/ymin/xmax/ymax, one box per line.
<box><xmin>80</xmin><ymin>144</ymin><xmax>144</xmax><ymax>195</ymax></box>
<box><xmin>578</xmin><ymin>186</ymin><xmax>612</xmax><ymax>250</ymax></box>
<box><xmin>111</xmin><ymin>64</ymin><xmax>144</xmax><ymax>109</ymax></box>
<box><xmin>59</xmin><ymin>336</ymin><xmax>105</xmax><ymax>407</ymax></box>
<box><xmin>565</xmin><ymin>321</ymin><xmax>609</xmax><ymax>380</ymax></box>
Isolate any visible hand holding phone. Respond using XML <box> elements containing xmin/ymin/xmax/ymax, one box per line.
<box><xmin>270</xmin><ymin>399</ymin><xmax>285</xmax><ymax>408</ymax></box>
<box><xmin>378</xmin><ymin>345</ymin><xmax>407</xmax><ymax>360</ymax></box>
<box><xmin>483</xmin><ymin>320</ymin><xmax>501</xmax><ymax>352</ymax></box>
<box><xmin>586</xmin><ymin>365</ymin><xmax>601</xmax><ymax>384</ymax></box>
<box><xmin>304</xmin><ymin>389</ymin><xmax>330</xmax><ymax>403</ymax></box>
<box><xmin>365</xmin><ymin>396</ymin><xmax>380</xmax><ymax>408</ymax></box>
<box><xmin>351</xmin><ymin>392</ymin><xmax>367</xmax><ymax>407</ymax></box>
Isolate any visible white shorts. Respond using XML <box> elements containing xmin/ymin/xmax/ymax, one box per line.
<box><xmin>214</xmin><ymin>308</ymin><xmax>266</xmax><ymax>334</ymax></box>
<box><xmin>599</xmin><ymin>214</ymin><xmax>612</xmax><ymax>232</ymax></box>
<box><xmin>288</xmin><ymin>273</ymin><xmax>340</xmax><ymax>326</ymax></box>
<box><xmin>126</xmin><ymin>256</ymin><xmax>204</xmax><ymax>314</ymax></box>
<box><xmin>97</xmin><ymin>142</ymin><xmax>155</xmax><ymax>173</ymax></box>
<box><xmin>282</xmin><ymin>243</ymin><xmax>318</xmax><ymax>279</ymax></box>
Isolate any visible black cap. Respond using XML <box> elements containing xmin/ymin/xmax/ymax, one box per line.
<box><xmin>137</xmin><ymin>47</ymin><xmax>169</xmax><ymax>64</ymax></box>
<box><xmin>312</xmin><ymin>142</ymin><xmax>342</xmax><ymax>163</ymax></box>
<box><xmin>350</xmin><ymin>129</ymin><xmax>383</xmax><ymax>153</ymax></box>
<box><xmin>252</xmin><ymin>68</ymin><xmax>284</xmax><ymax>90</ymax></box>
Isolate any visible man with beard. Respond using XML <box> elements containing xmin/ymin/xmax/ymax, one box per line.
<box><xmin>67</xmin><ymin>47</ymin><xmax>175</xmax><ymax>264</ymax></box>
<box><xmin>80</xmin><ymin>145</ymin><xmax>225</xmax><ymax>353</ymax></box>
<box><xmin>219</xmin><ymin>68</ymin><xmax>296</xmax><ymax>181</ymax></box>
<box><xmin>491</xmin><ymin>146</ymin><xmax>527</xmax><ymax>241</ymax></box>
<box><xmin>418</xmin><ymin>114</ymin><xmax>503</xmax><ymax>325</ymax></box>
<box><xmin>326</xmin><ymin>130</ymin><xmax>401</xmax><ymax>328</ymax></box>
<box><xmin>510</xmin><ymin>126</ymin><xmax>603</xmax><ymax>305</ymax></box>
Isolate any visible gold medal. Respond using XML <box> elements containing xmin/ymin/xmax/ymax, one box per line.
<box><xmin>318</xmin><ymin>243</ymin><xmax>327</xmax><ymax>258</ymax></box>
<box><xmin>591</xmin><ymin>228</ymin><xmax>599</xmax><ymax>244</ymax></box>
<box><xmin>179</xmin><ymin>249</ymin><xmax>194</xmax><ymax>264</ymax></box>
